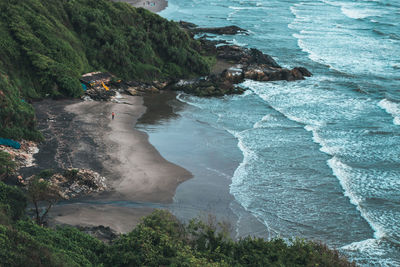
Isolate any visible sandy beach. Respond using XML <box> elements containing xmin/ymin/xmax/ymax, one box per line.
<box><xmin>113</xmin><ymin>0</ymin><xmax>168</xmax><ymax>13</ymax></box>
<box><xmin>28</xmin><ymin>94</ymin><xmax>191</xmax><ymax>233</ymax></box>
<box><xmin>64</xmin><ymin>95</ymin><xmax>191</xmax><ymax>203</ymax></box>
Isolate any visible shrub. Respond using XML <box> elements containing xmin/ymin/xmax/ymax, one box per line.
<box><xmin>0</xmin><ymin>151</ymin><xmax>16</xmax><ymax>180</ymax></box>
<box><xmin>0</xmin><ymin>181</ymin><xmax>26</xmax><ymax>221</ymax></box>
<box><xmin>37</xmin><ymin>169</ymin><xmax>55</xmax><ymax>179</ymax></box>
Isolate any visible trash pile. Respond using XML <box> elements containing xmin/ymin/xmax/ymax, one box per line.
<box><xmin>85</xmin><ymin>86</ymin><xmax>116</xmax><ymax>101</ymax></box>
<box><xmin>80</xmin><ymin>72</ymin><xmax>118</xmax><ymax>101</ymax></box>
<box><xmin>25</xmin><ymin>168</ymin><xmax>107</xmax><ymax>200</ymax></box>
<box><xmin>0</xmin><ymin>140</ymin><xmax>39</xmax><ymax>169</ymax></box>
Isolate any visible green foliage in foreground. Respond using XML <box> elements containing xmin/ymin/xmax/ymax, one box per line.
<box><xmin>0</xmin><ymin>151</ymin><xmax>17</xmax><ymax>180</ymax></box>
<box><xmin>0</xmin><ymin>184</ymin><xmax>354</xmax><ymax>267</ymax></box>
<box><xmin>0</xmin><ymin>182</ymin><xmax>26</xmax><ymax>223</ymax></box>
<box><xmin>0</xmin><ymin>73</ymin><xmax>43</xmax><ymax>140</ymax></box>
<box><xmin>0</xmin><ymin>0</ymin><xmax>209</xmax><ymax>140</ymax></box>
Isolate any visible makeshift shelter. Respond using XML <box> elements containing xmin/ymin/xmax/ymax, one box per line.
<box><xmin>80</xmin><ymin>72</ymin><xmax>113</xmax><ymax>88</ymax></box>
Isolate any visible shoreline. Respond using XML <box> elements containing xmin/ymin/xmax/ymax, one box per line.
<box><xmin>112</xmin><ymin>0</ymin><xmax>168</xmax><ymax>13</ymax></box>
<box><xmin>28</xmin><ymin>91</ymin><xmax>268</xmax><ymax>238</ymax></box>
<box><xmin>64</xmin><ymin>94</ymin><xmax>192</xmax><ymax>203</ymax></box>
<box><xmin>137</xmin><ymin>92</ymin><xmax>270</xmax><ymax>239</ymax></box>
<box><xmin>28</xmin><ymin>94</ymin><xmax>191</xmax><ymax>233</ymax></box>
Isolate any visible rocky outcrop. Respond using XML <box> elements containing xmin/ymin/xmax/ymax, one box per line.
<box><xmin>193</xmin><ymin>25</ymin><xmax>248</xmax><ymax>35</ymax></box>
<box><xmin>116</xmin><ymin>21</ymin><xmax>313</xmax><ymax>97</ymax></box>
<box><xmin>169</xmin><ymin>70</ymin><xmax>245</xmax><ymax>97</ymax></box>
<box><xmin>244</xmin><ymin>65</ymin><xmax>312</xmax><ymax>82</ymax></box>
<box><xmin>169</xmin><ymin>43</ymin><xmax>312</xmax><ymax>96</ymax></box>
<box><xmin>179</xmin><ymin>21</ymin><xmax>197</xmax><ymax>29</ymax></box>
<box><xmin>124</xmin><ymin>81</ymin><xmax>168</xmax><ymax>96</ymax></box>
<box><xmin>80</xmin><ymin>21</ymin><xmax>312</xmax><ymax>98</ymax></box>
<box><xmin>179</xmin><ymin>21</ymin><xmax>248</xmax><ymax>35</ymax></box>
<box><xmin>84</xmin><ymin>79</ymin><xmax>170</xmax><ymax>100</ymax></box>
<box><xmin>198</xmin><ymin>36</ymin><xmax>228</xmax><ymax>54</ymax></box>
<box><xmin>85</xmin><ymin>87</ymin><xmax>116</xmax><ymax>101</ymax></box>
<box><xmin>215</xmin><ymin>45</ymin><xmax>282</xmax><ymax>68</ymax></box>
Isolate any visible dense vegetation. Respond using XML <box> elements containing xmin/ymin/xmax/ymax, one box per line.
<box><xmin>0</xmin><ymin>151</ymin><xmax>16</xmax><ymax>180</ymax></box>
<box><xmin>0</xmin><ymin>181</ymin><xmax>355</xmax><ymax>267</ymax></box>
<box><xmin>0</xmin><ymin>0</ymin><xmax>210</xmax><ymax>140</ymax></box>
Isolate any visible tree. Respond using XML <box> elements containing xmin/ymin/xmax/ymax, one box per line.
<box><xmin>0</xmin><ymin>181</ymin><xmax>27</xmax><ymax>222</ymax></box>
<box><xmin>0</xmin><ymin>151</ymin><xmax>16</xmax><ymax>181</ymax></box>
<box><xmin>26</xmin><ymin>177</ymin><xmax>60</xmax><ymax>225</ymax></box>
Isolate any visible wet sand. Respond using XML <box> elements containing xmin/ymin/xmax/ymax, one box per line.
<box><xmin>30</xmin><ymin>94</ymin><xmax>191</xmax><ymax>233</ymax></box>
<box><xmin>137</xmin><ymin>92</ymin><xmax>270</xmax><ymax>239</ymax></box>
<box><xmin>51</xmin><ymin>204</ymin><xmax>154</xmax><ymax>233</ymax></box>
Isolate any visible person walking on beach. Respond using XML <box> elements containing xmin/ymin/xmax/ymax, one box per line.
<box><xmin>112</xmin><ymin>112</ymin><xmax>115</xmax><ymax>120</ymax></box>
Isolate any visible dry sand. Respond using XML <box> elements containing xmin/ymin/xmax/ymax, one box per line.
<box><xmin>113</xmin><ymin>0</ymin><xmax>168</xmax><ymax>13</ymax></box>
<box><xmin>47</xmin><ymin>94</ymin><xmax>191</xmax><ymax>233</ymax></box>
<box><xmin>65</xmin><ymin>95</ymin><xmax>191</xmax><ymax>203</ymax></box>
<box><xmin>51</xmin><ymin>204</ymin><xmax>154</xmax><ymax>233</ymax></box>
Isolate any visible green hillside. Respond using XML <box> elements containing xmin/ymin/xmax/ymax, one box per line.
<box><xmin>0</xmin><ymin>0</ymin><xmax>209</xmax><ymax>140</ymax></box>
<box><xmin>0</xmin><ymin>181</ymin><xmax>355</xmax><ymax>266</ymax></box>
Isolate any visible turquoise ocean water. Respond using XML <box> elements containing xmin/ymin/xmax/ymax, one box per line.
<box><xmin>155</xmin><ymin>0</ymin><xmax>400</xmax><ymax>265</ymax></box>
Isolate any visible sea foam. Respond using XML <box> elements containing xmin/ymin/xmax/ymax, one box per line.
<box><xmin>378</xmin><ymin>99</ymin><xmax>400</xmax><ymax>126</ymax></box>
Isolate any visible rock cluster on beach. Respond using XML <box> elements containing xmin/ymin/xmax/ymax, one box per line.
<box><xmin>124</xmin><ymin>80</ymin><xmax>168</xmax><ymax>96</ymax></box>
<box><xmin>82</xmin><ymin>78</ymin><xmax>169</xmax><ymax>100</ymax></box>
<box><xmin>85</xmin><ymin>87</ymin><xmax>116</xmax><ymax>101</ymax></box>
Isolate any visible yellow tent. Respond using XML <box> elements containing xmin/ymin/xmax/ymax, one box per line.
<box><xmin>102</xmin><ymin>81</ymin><xmax>110</xmax><ymax>91</ymax></box>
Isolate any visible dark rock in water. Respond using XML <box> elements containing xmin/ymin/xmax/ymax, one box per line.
<box><xmin>78</xmin><ymin>225</ymin><xmax>118</xmax><ymax>243</ymax></box>
<box><xmin>244</xmin><ymin>64</ymin><xmax>312</xmax><ymax>82</ymax></box>
<box><xmin>179</xmin><ymin>20</ymin><xmax>198</xmax><ymax>29</ymax></box>
<box><xmin>292</xmin><ymin>67</ymin><xmax>312</xmax><ymax>78</ymax></box>
<box><xmin>168</xmin><ymin>71</ymin><xmax>245</xmax><ymax>97</ymax></box>
<box><xmin>179</xmin><ymin>21</ymin><xmax>247</xmax><ymax>35</ymax></box>
<box><xmin>198</xmin><ymin>37</ymin><xmax>228</xmax><ymax>54</ymax></box>
<box><xmin>169</xmin><ymin>21</ymin><xmax>312</xmax><ymax>96</ymax></box>
<box><xmin>216</xmin><ymin>45</ymin><xmax>281</xmax><ymax>68</ymax></box>
<box><xmin>248</xmin><ymin>48</ymin><xmax>281</xmax><ymax>68</ymax></box>
<box><xmin>216</xmin><ymin>45</ymin><xmax>247</xmax><ymax>63</ymax></box>
<box><xmin>169</xmin><ymin>43</ymin><xmax>312</xmax><ymax>96</ymax></box>
<box><xmin>193</xmin><ymin>25</ymin><xmax>248</xmax><ymax>35</ymax></box>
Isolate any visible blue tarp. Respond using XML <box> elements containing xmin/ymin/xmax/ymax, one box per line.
<box><xmin>0</xmin><ymin>138</ymin><xmax>21</xmax><ymax>149</ymax></box>
<box><xmin>81</xmin><ymin>83</ymin><xmax>87</xmax><ymax>91</ymax></box>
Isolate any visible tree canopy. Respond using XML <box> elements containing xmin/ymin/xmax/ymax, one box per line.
<box><xmin>0</xmin><ymin>187</ymin><xmax>355</xmax><ymax>267</ymax></box>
